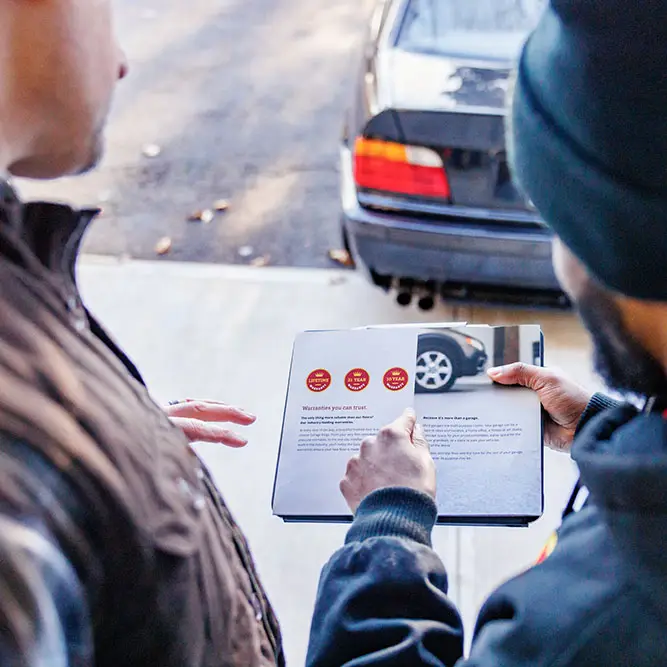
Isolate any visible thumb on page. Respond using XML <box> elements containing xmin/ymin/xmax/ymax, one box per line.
<box><xmin>488</xmin><ymin>362</ymin><xmax>543</xmax><ymax>389</ymax></box>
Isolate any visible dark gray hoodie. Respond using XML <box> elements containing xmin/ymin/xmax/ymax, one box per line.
<box><xmin>307</xmin><ymin>397</ymin><xmax>667</xmax><ymax>666</ymax></box>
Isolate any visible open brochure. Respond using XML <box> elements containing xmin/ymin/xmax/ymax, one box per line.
<box><xmin>273</xmin><ymin>323</ymin><xmax>544</xmax><ymax>526</ymax></box>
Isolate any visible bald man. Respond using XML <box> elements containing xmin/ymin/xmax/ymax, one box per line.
<box><xmin>0</xmin><ymin>2</ymin><xmax>284</xmax><ymax>664</ymax></box>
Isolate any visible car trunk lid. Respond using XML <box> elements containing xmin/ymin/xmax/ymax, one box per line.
<box><xmin>386</xmin><ymin>49</ymin><xmax>512</xmax><ymax>114</ymax></box>
<box><xmin>368</xmin><ymin>50</ymin><xmax>533</xmax><ymax>214</ymax></box>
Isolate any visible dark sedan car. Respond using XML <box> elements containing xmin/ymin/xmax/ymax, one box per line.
<box><xmin>340</xmin><ymin>0</ymin><xmax>566</xmax><ymax>309</ymax></box>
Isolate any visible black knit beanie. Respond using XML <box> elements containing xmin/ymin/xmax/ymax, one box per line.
<box><xmin>510</xmin><ymin>0</ymin><xmax>667</xmax><ymax>300</ymax></box>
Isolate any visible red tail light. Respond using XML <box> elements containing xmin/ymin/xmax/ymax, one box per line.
<box><xmin>353</xmin><ymin>138</ymin><xmax>451</xmax><ymax>199</ymax></box>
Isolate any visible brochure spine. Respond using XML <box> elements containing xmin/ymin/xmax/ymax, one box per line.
<box><xmin>271</xmin><ymin>342</ymin><xmax>297</xmax><ymax>517</ymax></box>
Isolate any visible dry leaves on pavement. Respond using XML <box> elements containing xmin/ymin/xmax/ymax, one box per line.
<box><xmin>188</xmin><ymin>200</ymin><xmax>230</xmax><ymax>224</ymax></box>
<box><xmin>188</xmin><ymin>209</ymin><xmax>215</xmax><ymax>224</ymax></box>
<box><xmin>251</xmin><ymin>255</ymin><xmax>271</xmax><ymax>267</ymax></box>
<box><xmin>328</xmin><ymin>248</ymin><xmax>354</xmax><ymax>267</ymax></box>
<box><xmin>155</xmin><ymin>237</ymin><xmax>172</xmax><ymax>255</ymax></box>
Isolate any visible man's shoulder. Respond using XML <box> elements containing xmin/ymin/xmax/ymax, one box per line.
<box><xmin>473</xmin><ymin>505</ymin><xmax>660</xmax><ymax>665</ymax></box>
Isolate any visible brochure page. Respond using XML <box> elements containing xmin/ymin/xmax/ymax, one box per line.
<box><xmin>273</xmin><ymin>324</ymin><xmax>543</xmax><ymax>524</ymax></box>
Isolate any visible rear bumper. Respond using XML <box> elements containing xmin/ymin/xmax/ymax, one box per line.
<box><xmin>341</xmin><ymin>148</ymin><xmax>561</xmax><ymax>294</ymax></box>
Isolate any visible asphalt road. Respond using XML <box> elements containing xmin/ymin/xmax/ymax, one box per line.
<box><xmin>17</xmin><ymin>0</ymin><xmax>372</xmax><ymax>267</ymax></box>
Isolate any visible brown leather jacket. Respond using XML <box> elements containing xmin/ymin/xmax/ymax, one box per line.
<box><xmin>0</xmin><ymin>180</ymin><xmax>284</xmax><ymax>666</ymax></box>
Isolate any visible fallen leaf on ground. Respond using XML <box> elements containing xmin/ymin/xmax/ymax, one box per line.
<box><xmin>238</xmin><ymin>245</ymin><xmax>254</xmax><ymax>258</ymax></box>
<box><xmin>213</xmin><ymin>199</ymin><xmax>230</xmax><ymax>212</ymax></box>
<box><xmin>188</xmin><ymin>209</ymin><xmax>214</xmax><ymax>224</ymax></box>
<box><xmin>251</xmin><ymin>255</ymin><xmax>271</xmax><ymax>267</ymax></box>
<box><xmin>155</xmin><ymin>237</ymin><xmax>172</xmax><ymax>255</ymax></box>
<box><xmin>328</xmin><ymin>248</ymin><xmax>354</xmax><ymax>267</ymax></box>
<box><xmin>142</xmin><ymin>144</ymin><xmax>162</xmax><ymax>158</ymax></box>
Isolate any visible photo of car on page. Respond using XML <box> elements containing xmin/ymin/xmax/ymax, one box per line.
<box><xmin>415</xmin><ymin>330</ymin><xmax>488</xmax><ymax>394</ymax></box>
<box><xmin>412</xmin><ymin>325</ymin><xmax>544</xmax><ymax>521</ymax></box>
<box><xmin>414</xmin><ymin>326</ymin><xmax>543</xmax><ymax>394</ymax></box>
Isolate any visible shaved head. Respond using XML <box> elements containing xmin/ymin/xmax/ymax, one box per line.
<box><xmin>0</xmin><ymin>0</ymin><xmax>126</xmax><ymax>179</ymax></box>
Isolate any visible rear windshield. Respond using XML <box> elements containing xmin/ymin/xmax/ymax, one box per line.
<box><xmin>396</xmin><ymin>0</ymin><xmax>546</xmax><ymax>61</ymax></box>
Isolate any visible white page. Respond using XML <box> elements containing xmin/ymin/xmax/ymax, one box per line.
<box><xmin>273</xmin><ymin>325</ymin><xmax>543</xmax><ymax>523</ymax></box>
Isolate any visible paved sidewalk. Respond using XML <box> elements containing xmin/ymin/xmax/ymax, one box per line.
<box><xmin>79</xmin><ymin>257</ymin><xmax>599</xmax><ymax>664</ymax></box>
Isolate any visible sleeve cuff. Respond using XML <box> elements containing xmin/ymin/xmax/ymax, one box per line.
<box><xmin>345</xmin><ymin>487</ymin><xmax>438</xmax><ymax>548</ymax></box>
<box><xmin>576</xmin><ymin>393</ymin><xmax>622</xmax><ymax>434</ymax></box>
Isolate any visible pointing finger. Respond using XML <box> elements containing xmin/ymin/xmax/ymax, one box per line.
<box><xmin>166</xmin><ymin>401</ymin><xmax>256</xmax><ymax>425</ymax></box>
<box><xmin>171</xmin><ymin>418</ymin><xmax>249</xmax><ymax>447</ymax></box>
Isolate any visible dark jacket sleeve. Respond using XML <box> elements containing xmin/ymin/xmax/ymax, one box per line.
<box><xmin>0</xmin><ymin>515</ymin><xmax>92</xmax><ymax>666</ymax></box>
<box><xmin>576</xmin><ymin>393</ymin><xmax>622</xmax><ymax>434</ymax></box>
<box><xmin>306</xmin><ymin>488</ymin><xmax>465</xmax><ymax>666</ymax></box>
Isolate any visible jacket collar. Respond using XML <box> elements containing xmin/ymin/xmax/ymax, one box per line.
<box><xmin>573</xmin><ymin>404</ymin><xmax>667</xmax><ymax>512</ymax></box>
<box><xmin>0</xmin><ymin>178</ymin><xmax>99</xmax><ymax>280</ymax></box>
<box><xmin>0</xmin><ymin>178</ymin><xmax>145</xmax><ymax>385</ymax></box>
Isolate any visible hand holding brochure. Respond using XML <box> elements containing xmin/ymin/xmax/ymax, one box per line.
<box><xmin>273</xmin><ymin>323</ymin><xmax>544</xmax><ymax>526</ymax></box>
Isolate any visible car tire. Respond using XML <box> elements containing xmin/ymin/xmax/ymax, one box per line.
<box><xmin>414</xmin><ymin>335</ymin><xmax>462</xmax><ymax>394</ymax></box>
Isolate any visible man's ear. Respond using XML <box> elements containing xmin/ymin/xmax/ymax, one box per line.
<box><xmin>551</xmin><ymin>237</ymin><xmax>589</xmax><ymax>301</ymax></box>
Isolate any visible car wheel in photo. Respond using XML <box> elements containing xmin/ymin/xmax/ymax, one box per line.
<box><xmin>415</xmin><ymin>335</ymin><xmax>461</xmax><ymax>394</ymax></box>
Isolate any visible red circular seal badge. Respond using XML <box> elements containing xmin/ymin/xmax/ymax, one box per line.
<box><xmin>345</xmin><ymin>368</ymin><xmax>370</xmax><ymax>392</ymax></box>
<box><xmin>383</xmin><ymin>367</ymin><xmax>409</xmax><ymax>391</ymax></box>
<box><xmin>306</xmin><ymin>369</ymin><xmax>332</xmax><ymax>393</ymax></box>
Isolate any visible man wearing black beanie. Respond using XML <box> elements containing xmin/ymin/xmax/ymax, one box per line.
<box><xmin>306</xmin><ymin>1</ymin><xmax>667</xmax><ymax>665</ymax></box>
